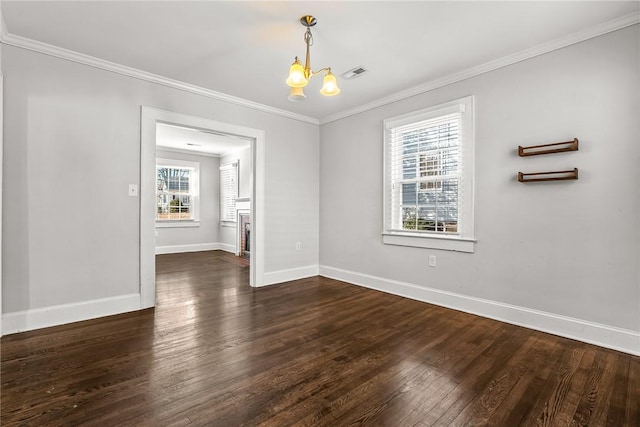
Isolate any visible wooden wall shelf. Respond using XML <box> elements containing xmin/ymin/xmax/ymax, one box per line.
<box><xmin>518</xmin><ymin>138</ymin><xmax>579</xmax><ymax>157</ymax></box>
<box><xmin>518</xmin><ymin>168</ymin><xmax>578</xmax><ymax>182</ymax></box>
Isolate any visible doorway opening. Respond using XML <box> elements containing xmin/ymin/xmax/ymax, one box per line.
<box><xmin>140</xmin><ymin>107</ymin><xmax>266</xmax><ymax>309</ymax></box>
<box><xmin>154</xmin><ymin>121</ymin><xmax>250</xmax><ymax>257</ymax></box>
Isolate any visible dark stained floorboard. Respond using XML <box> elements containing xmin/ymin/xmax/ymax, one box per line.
<box><xmin>1</xmin><ymin>250</ymin><xmax>638</xmax><ymax>426</ymax></box>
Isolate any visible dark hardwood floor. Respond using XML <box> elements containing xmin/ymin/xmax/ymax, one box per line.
<box><xmin>1</xmin><ymin>250</ymin><xmax>638</xmax><ymax>426</ymax></box>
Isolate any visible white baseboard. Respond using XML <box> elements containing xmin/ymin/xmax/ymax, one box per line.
<box><xmin>261</xmin><ymin>265</ymin><xmax>319</xmax><ymax>287</ymax></box>
<box><xmin>155</xmin><ymin>242</ymin><xmax>235</xmax><ymax>254</ymax></box>
<box><xmin>2</xmin><ymin>293</ymin><xmax>141</xmax><ymax>335</ymax></box>
<box><xmin>215</xmin><ymin>243</ymin><xmax>236</xmax><ymax>254</ymax></box>
<box><xmin>319</xmin><ymin>265</ymin><xmax>639</xmax><ymax>356</ymax></box>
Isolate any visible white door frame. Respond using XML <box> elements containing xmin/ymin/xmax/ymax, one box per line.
<box><xmin>0</xmin><ymin>0</ymin><xmax>4</xmax><ymax>336</ymax></box>
<box><xmin>0</xmin><ymin>73</ymin><xmax>4</xmax><ymax>335</ymax></box>
<box><xmin>140</xmin><ymin>107</ymin><xmax>265</xmax><ymax>308</ymax></box>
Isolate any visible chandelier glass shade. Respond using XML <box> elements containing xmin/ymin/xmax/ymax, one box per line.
<box><xmin>320</xmin><ymin>69</ymin><xmax>340</xmax><ymax>96</ymax></box>
<box><xmin>285</xmin><ymin>58</ymin><xmax>308</xmax><ymax>88</ymax></box>
<box><xmin>287</xmin><ymin>86</ymin><xmax>307</xmax><ymax>102</ymax></box>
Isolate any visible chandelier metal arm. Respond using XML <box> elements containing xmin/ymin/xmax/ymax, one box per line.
<box><xmin>307</xmin><ymin>67</ymin><xmax>331</xmax><ymax>79</ymax></box>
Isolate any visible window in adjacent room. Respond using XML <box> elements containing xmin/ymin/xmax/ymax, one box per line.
<box><xmin>156</xmin><ymin>158</ymin><xmax>200</xmax><ymax>225</ymax></box>
<box><xmin>220</xmin><ymin>161</ymin><xmax>239</xmax><ymax>225</ymax></box>
<box><xmin>383</xmin><ymin>95</ymin><xmax>475</xmax><ymax>252</ymax></box>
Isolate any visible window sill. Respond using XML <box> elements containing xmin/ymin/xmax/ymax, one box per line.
<box><xmin>220</xmin><ymin>221</ymin><xmax>237</xmax><ymax>228</ymax></box>
<box><xmin>382</xmin><ymin>232</ymin><xmax>475</xmax><ymax>253</ymax></box>
<box><xmin>156</xmin><ymin>220</ymin><xmax>200</xmax><ymax>228</ymax></box>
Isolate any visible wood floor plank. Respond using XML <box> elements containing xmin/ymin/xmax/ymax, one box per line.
<box><xmin>448</xmin><ymin>334</ymin><xmax>542</xmax><ymax>425</ymax></box>
<box><xmin>571</xmin><ymin>349</ymin><xmax>608</xmax><ymax>426</ymax></box>
<box><xmin>484</xmin><ymin>335</ymin><xmax>562</xmax><ymax>426</ymax></box>
<box><xmin>1</xmin><ymin>250</ymin><xmax>638</xmax><ymax>426</ymax></box>
<box><xmin>419</xmin><ymin>326</ymin><xmax>532</xmax><ymax>426</ymax></box>
<box><xmin>625</xmin><ymin>356</ymin><xmax>640</xmax><ymax>426</ymax></box>
<box><xmin>536</xmin><ymin>346</ymin><xmax>587</xmax><ymax>426</ymax></box>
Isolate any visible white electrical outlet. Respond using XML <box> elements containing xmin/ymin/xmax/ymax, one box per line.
<box><xmin>128</xmin><ymin>184</ymin><xmax>138</xmax><ymax>197</ymax></box>
<box><xmin>296</xmin><ymin>242</ymin><xmax>301</xmax><ymax>251</ymax></box>
<box><xmin>428</xmin><ymin>255</ymin><xmax>436</xmax><ymax>267</ymax></box>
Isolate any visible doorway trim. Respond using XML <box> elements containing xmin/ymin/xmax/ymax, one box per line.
<box><xmin>140</xmin><ymin>107</ymin><xmax>265</xmax><ymax>308</ymax></box>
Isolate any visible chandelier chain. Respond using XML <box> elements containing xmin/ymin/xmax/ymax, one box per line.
<box><xmin>304</xmin><ymin>28</ymin><xmax>314</xmax><ymax>46</ymax></box>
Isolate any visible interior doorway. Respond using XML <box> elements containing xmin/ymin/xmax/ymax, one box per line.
<box><xmin>154</xmin><ymin>122</ymin><xmax>250</xmax><ymax>258</ymax></box>
<box><xmin>140</xmin><ymin>107</ymin><xmax>266</xmax><ymax>309</ymax></box>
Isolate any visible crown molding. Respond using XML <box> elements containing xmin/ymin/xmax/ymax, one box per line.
<box><xmin>320</xmin><ymin>11</ymin><xmax>640</xmax><ymax>125</ymax></box>
<box><xmin>0</xmin><ymin>11</ymin><xmax>637</xmax><ymax>128</ymax></box>
<box><xmin>0</xmin><ymin>32</ymin><xmax>320</xmax><ymax>126</ymax></box>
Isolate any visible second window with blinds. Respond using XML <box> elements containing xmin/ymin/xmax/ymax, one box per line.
<box><xmin>383</xmin><ymin>95</ymin><xmax>475</xmax><ymax>252</ymax></box>
<box><xmin>220</xmin><ymin>161</ymin><xmax>239</xmax><ymax>225</ymax></box>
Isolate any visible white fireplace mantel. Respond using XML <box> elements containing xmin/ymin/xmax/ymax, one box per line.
<box><xmin>236</xmin><ymin>197</ymin><xmax>250</xmax><ymax>211</ymax></box>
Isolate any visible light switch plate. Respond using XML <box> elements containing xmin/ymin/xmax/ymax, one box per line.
<box><xmin>128</xmin><ymin>184</ymin><xmax>138</xmax><ymax>197</ymax></box>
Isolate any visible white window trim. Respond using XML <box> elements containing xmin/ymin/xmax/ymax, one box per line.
<box><xmin>155</xmin><ymin>221</ymin><xmax>200</xmax><ymax>228</ymax></box>
<box><xmin>383</xmin><ymin>95</ymin><xmax>475</xmax><ymax>253</ymax></box>
<box><xmin>155</xmin><ymin>158</ymin><xmax>200</xmax><ymax>228</ymax></box>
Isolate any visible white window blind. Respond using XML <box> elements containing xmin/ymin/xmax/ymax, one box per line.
<box><xmin>220</xmin><ymin>162</ymin><xmax>238</xmax><ymax>223</ymax></box>
<box><xmin>387</xmin><ymin>111</ymin><xmax>462</xmax><ymax>234</ymax></box>
<box><xmin>383</xmin><ymin>96</ymin><xmax>475</xmax><ymax>252</ymax></box>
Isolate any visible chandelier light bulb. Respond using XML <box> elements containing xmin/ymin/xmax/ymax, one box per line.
<box><xmin>286</xmin><ymin>57</ymin><xmax>308</xmax><ymax>88</ymax></box>
<box><xmin>320</xmin><ymin>69</ymin><xmax>340</xmax><ymax>96</ymax></box>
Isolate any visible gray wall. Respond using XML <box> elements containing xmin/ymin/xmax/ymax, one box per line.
<box><xmin>154</xmin><ymin>149</ymin><xmax>220</xmax><ymax>249</ymax></box>
<box><xmin>319</xmin><ymin>25</ymin><xmax>639</xmax><ymax>331</ymax></box>
<box><xmin>2</xmin><ymin>44</ymin><xmax>319</xmax><ymax>313</ymax></box>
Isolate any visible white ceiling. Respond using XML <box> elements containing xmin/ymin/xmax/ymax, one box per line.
<box><xmin>156</xmin><ymin>123</ymin><xmax>251</xmax><ymax>156</ymax></box>
<box><xmin>2</xmin><ymin>1</ymin><xmax>638</xmax><ymax>122</ymax></box>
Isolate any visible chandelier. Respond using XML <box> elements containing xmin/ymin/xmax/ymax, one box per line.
<box><xmin>285</xmin><ymin>15</ymin><xmax>341</xmax><ymax>101</ymax></box>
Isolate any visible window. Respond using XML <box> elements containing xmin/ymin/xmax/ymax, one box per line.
<box><xmin>156</xmin><ymin>158</ymin><xmax>199</xmax><ymax>226</ymax></box>
<box><xmin>220</xmin><ymin>161</ymin><xmax>238</xmax><ymax>224</ymax></box>
<box><xmin>383</xmin><ymin>96</ymin><xmax>475</xmax><ymax>252</ymax></box>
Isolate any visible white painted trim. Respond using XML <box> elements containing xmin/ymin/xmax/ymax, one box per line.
<box><xmin>141</xmin><ymin>107</ymin><xmax>265</xmax><ymax>301</ymax></box>
<box><xmin>216</xmin><ymin>243</ymin><xmax>236</xmax><ymax>254</ymax></box>
<box><xmin>261</xmin><ymin>265</ymin><xmax>320</xmax><ymax>287</ymax></box>
<box><xmin>1</xmin><ymin>294</ymin><xmax>141</xmax><ymax>335</ymax></box>
<box><xmin>320</xmin><ymin>12</ymin><xmax>640</xmax><ymax>124</ymax></box>
<box><xmin>0</xmin><ymin>74</ymin><xmax>3</xmax><ymax>339</ymax></box>
<box><xmin>382</xmin><ymin>233</ymin><xmax>476</xmax><ymax>253</ymax></box>
<box><xmin>0</xmin><ymin>32</ymin><xmax>318</xmax><ymax>126</ymax></box>
<box><xmin>156</xmin><ymin>146</ymin><xmax>220</xmax><ymax>158</ymax></box>
<box><xmin>252</xmin><ymin>123</ymin><xmax>266</xmax><ymax>287</ymax></box>
<box><xmin>155</xmin><ymin>243</ymin><xmax>236</xmax><ymax>255</ymax></box>
<box><xmin>0</xmin><ymin>0</ymin><xmax>4</xmax><ymax>336</ymax></box>
<box><xmin>319</xmin><ymin>265</ymin><xmax>640</xmax><ymax>356</ymax></box>
<box><xmin>155</xmin><ymin>221</ymin><xmax>200</xmax><ymax>228</ymax></box>
<box><xmin>0</xmin><ymin>6</ymin><xmax>7</xmax><ymax>39</ymax></box>
<box><xmin>141</xmin><ymin>108</ymin><xmax>158</xmax><ymax>308</ymax></box>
